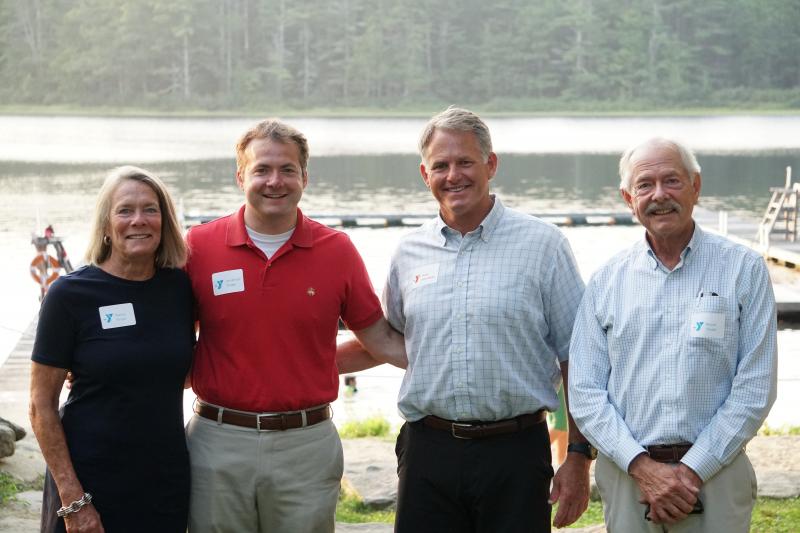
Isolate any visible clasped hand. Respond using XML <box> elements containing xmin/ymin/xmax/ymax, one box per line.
<box><xmin>629</xmin><ymin>454</ymin><xmax>703</xmax><ymax>524</ymax></box>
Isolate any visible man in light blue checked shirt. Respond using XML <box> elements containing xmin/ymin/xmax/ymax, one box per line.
<box><xmin>569</xmin><ymin>137</ymin><xmax>778</xmax><ymax>532</ymax></box>
<box><xmin>385</xmin><ymin>107</ymin><xmax>592</xmax><ymax>532</ymax></box>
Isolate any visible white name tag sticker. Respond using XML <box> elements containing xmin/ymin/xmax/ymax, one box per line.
<box><xmin>690</xmin><ymin>311</ymin><xmax>725</xmax><ymax>339</ymax></box>
<box><xmin>212</xmin><ymin>269</ymin><xmax>245</xmax><ymax>296</ymax></box>
<box><xmin>409</xmin><ymin>263</ymin><xmax>440</xmax><ymax>289</ymax></box>
<box><xmin>98</xmin><ymin>303</ymin><xmax>136</xmax><ymax>329</ymax></box>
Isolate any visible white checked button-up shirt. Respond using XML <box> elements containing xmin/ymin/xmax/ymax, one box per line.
<box><xmin>569</xmin><ymin>224</ymin><xmax>778</xmax><ymax>482</ymax></box>
<box><xmin>384</xmin><ymin>197</ymin><xmax>585</xmax><ymax>422</ymax></box>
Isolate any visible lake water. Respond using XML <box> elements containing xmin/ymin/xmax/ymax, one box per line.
<box><xmin>1</xmin><ymin>115</ymin><xmax>798</xmax><ymax>428</ymax></box>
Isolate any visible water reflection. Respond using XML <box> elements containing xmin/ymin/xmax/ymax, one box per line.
<box><xmin>4</xmin><ymin>115</ymin><xmax>800</xmax><ymax>163</ymax></box>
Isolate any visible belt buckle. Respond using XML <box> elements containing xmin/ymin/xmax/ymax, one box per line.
<box><xmin>451</xmin><ymin>422</ymin><xmax>473</xmax><ymax>439</ymax></box>
<box><xmin>256</xmin><ymin>414</ymin><xmax>272</xmax><ymax>431</ymax></box>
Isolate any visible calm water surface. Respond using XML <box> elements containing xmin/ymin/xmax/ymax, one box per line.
<box><xmin>1</xmin><ymin>115</ymin><xmax>798</xmax><ymax>427</ymax></box>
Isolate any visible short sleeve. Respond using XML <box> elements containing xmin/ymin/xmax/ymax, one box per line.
<box><xmin>31</xmin><ymin>279</ymin><xmax>77</xmax><ymax>369</ymax></box>
<box><xmin>382</xmin><ymin>257</ymin><xmax>405</xmax><ymax>332</ymax></box>
<box><xmin>339</xmin><ymin>236</ymin><xmax>383</xmax><ymax>331</ymax></box>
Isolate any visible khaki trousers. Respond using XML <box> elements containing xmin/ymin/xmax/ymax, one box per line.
<box><xmin>595</xmin><ymin>451</ymin><xmax>757</xmax><ymax>533</ymax></box>
<box><xmin>186</xmin><ymin>414</ymin><xmax>343</xmax><ymax>533</ymax></box>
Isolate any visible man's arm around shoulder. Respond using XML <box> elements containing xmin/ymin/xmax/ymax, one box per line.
<box><xmin>336</xmin><ymin>317</ymin><xmax>407</xmax><ymax>374</ymax></box>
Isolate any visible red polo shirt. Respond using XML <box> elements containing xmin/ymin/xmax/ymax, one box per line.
<box><xmin>186</xmin><ymin>206</ymin><xmax>383</xmax><ymax>412</ymax></box>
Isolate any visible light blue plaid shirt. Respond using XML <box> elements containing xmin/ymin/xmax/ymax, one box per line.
<box><xmin>384</xmin><ymin>197</ymin><xmax>585</xmax><ymax>422</ymax></box>
<box><xmin>569</xmin><ymin>224</ymin><xmax>778</xmax><ymax>482</ymax></box>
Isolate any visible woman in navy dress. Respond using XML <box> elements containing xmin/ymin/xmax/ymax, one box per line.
<box><xmin>30</xmin><ymin>166</ymin><xmax>194</xmax><ymax>532</ymax></box>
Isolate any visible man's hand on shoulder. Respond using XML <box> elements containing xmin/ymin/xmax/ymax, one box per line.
<box><xmin>549</xmin><ymin>452</ymin><xmax>591</xmax><ymax>528</ymax></box>
<box><xmin>629</xmin><ymin>454</ymin><xmax>699</xmax><ymax>524</ymax></box>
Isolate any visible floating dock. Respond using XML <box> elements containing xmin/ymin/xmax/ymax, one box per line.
<box><xmin>184</xmin><ymin>212</ymin><xmax>637</xmax><ymax>229</ymax></box>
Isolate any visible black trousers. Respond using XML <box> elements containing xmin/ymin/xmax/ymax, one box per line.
<box><xmin>394</xmin><ymin>418</ymin><xmax>554</xmax><ymax>533</ymax></box>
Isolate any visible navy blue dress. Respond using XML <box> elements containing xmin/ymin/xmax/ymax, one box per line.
<box><xmin>33</xmin><ymin>266</ymin><xmax>194</xmax><ymax>532</ymax></box>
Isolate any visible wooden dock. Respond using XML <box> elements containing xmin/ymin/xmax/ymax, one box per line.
<box><xmin>184</xmin><ymin>212</ymin><xmax>637</xmax><ymax>229</ymax></box>
<box><xmin>694</xmin><ymin>207</ymin><xmax>800</xmax><ymax>268</ymax></box>
<box><xmin>694</xmin><ymin>207</ymin><xmax>800</xmax><ymax>313</ymax></box>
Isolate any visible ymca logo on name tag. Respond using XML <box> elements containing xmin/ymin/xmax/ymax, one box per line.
<box><xmin>98</xmin><ymin>303</ymin><xmax>136</xmax><ymax>329</ymax></box>
<box><xmin>212</xmin><ymin>269</ymin><xmax>245</xmax><ymax>296</ymax></box>
<box><xmin>409</xmin><ymin>263</ymin><xmax>439</xmax><ymax>289</ymax></box>
<box><xmin>690</xmin><ymin>311</ymin><xmax>725</xmax><ymax>339</ymax></box>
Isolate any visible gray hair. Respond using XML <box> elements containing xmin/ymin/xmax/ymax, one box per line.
<box><xmin>418</xmin><ymin>106</ymin><xmax>493</xmax><ymax>163</ymax></box>
<box><xmin>619</xmin><ymin>137</ymin><xmax>701</xmax><ymax>191</ymax></box>
<box><xmin>85</xmin><ymin>166</ymin><xmax>187</xmax><ymax>268</ymax></box>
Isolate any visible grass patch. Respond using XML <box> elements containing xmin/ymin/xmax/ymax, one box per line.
<box><xmin>561</xmin><ymin>498</ymin><xmax>800</xmax><ymax>531</ymax></box>
<box><xmin>558</xmin><ymin>501</ymin><xmax>604</xmax><ymax>528</ymax></box>
<box><xmin>751</xmin><ymin>498</ymin><xmax>800</xmax><ymax>532</ymax></box>
<box><xmin>334</xmin><ymin>497</ymin><xmax>800</xmax><ymax>530</ymax></box>
<box><xmin>0</xmin><ymin>472</ymin><xmax>23</xmax><ymax>505</ymax></box>
<box><xmin>759</xmin><ymin>424</ymin><xmax>800</xmax><ymax>436</ymax></box>
<box><xmin>336</xmin><ymin>494</ymin><xmax>395</xmax><ymax>524</ymax></box>
<box><xmin>338</xmin><ymin>416</ymin><xmax>392</xmax><ymax>439</ymax></box>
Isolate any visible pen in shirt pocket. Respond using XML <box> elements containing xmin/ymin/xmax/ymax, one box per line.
<box><xmin>696</xmin><ymin>291</ymin><xmax>719</xmax><ymax>298</ymax></box>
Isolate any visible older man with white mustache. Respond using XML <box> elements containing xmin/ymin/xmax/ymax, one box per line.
<box><xmin>568</xmin><ymin>138</ymin><xmax>778</xmax><ymax>533</ymax></box>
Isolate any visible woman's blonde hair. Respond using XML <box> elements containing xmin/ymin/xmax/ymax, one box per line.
<box><xmin>85</xmin><ymin>166</ymin><xmax>187</xmax><ymax>268</ymax></box>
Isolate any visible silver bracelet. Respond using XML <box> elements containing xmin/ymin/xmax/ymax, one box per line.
<box><xmin>56</xmin><ymin>492</ymin><xmax>93</xmax><ymax>517</ymax></box>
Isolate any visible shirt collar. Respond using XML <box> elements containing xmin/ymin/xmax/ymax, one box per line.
<box><xmin>226</xmin><ymin>205</ymin><xmax>313</xmax><ymax>249</ymax></box>
<box><xmin>638</xmin><ymin>220</ymin><xmax>702</xmax><ymax>271</ymax></box>
<box><xmin>431</xmin><ymin>195</ymin><xmax>504</xmax><ymax>246</ymax></box>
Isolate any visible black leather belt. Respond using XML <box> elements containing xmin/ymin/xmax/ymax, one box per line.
<box><xmin>194</xmin><ymin>401</ymin><xmax>331</xmax><ymax>431</ymax></box>
<box><xmin>646</xmin><ymin>443</ymin><xmax>692</xmax><ymax>463</ymax></box>
<box><xmin>422</xmin><ymin>410</ymin><xmax>547</xmax><ymax>439</ymax></box>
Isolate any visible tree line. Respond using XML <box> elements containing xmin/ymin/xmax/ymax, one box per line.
<box><xmin>1</xmin><ymin>0</ymin><xmax>798</xmax><ymax>111</ymax></box>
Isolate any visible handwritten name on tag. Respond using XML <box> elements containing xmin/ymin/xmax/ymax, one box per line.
<box><xmin>409</xmin><ymin>263</ymin><xmax>439</xmax><ymax>289</ymax></box>
<box><xmin>690</xmin><ymin>311</ymin><xmax>725</xmax><ymax>339</ymax></box>
<box><xmin>212</xmin><ymin>269</ymin><xmax>245</xmax><ymax>296</ymax></box>
<box><xmin>98</xmin><ymin>303</ymin><xmax>136</xmax><ymax>329</ymax></box>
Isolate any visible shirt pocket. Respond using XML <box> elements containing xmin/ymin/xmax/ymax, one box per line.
<box><xmin>685</xmin><ymin>294</ymin><xmax>734</xmax><ymax>358</ymax></box>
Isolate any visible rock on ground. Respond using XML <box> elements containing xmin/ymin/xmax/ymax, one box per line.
<box><xmin>0</xmin><ymin>418</ymin><xmax>26</xmax><ymax>441</ymax></box>
<box><xmin>0</xmin><ymin>491</ymin><xmax>40</xmax><ymax>533</ymax></box>
<box><xmin>747</xmin><ymin>436</ymin><xmax>800</xmax><ymax>498</ymax></box>
<box><xmin>342</xmin><ymin>438</ymin><xmax>397</xmax><ymax>509</ymax></box>
<box><xmin>0</xmin><ymin>425</ymin><xmax>15</xmax><ymax>458</ymax></box>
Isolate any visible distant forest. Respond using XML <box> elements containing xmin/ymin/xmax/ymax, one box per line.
<box><xmin>2</xmin><ymin>0</ymin><xmax>799</xmax><ymax>111</ymax></box>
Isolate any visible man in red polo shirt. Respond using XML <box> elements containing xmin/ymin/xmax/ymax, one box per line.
<box><xmin>185</xmin><ymin>118</ymin><xmax>406</xmax><ymax>533</ymax></box>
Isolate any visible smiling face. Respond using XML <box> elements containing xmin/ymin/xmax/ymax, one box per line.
<box><xmin>237</xmin><ymin>137</ymin><xmax>308</xmax><ymax>234</ymax></box>
<box><xmin>106</xmin><ymin>179</ymin><xmax>162</xmax><ymax>265</ymax></box>
<box><xmin>420</xmin><ymin>128</ymin><xmax>497</xmax><ymax>234</ymax></box>
<box><xmin>621</xmin><ymin>143</ymin><xmax>701</xmax><ymax>247</ymax></box>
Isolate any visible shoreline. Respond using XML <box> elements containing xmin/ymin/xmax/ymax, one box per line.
<box><xmin>1</xmin><ymin>106</ymin><xmax>800</xmax><ymax>120</ymax></box>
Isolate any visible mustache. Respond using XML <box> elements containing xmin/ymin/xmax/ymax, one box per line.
<box><xmin>644</xmin><ymin>200</ymin><xmax>682</xmax><ymax>215</ymax></box>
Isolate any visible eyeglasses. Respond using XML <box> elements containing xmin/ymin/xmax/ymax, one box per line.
<box><xmin>631</xmin><ymin>176</ymin><xmax>689</xmax><ymax>196</ymax></box>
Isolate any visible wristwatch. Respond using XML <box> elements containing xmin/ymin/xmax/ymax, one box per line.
<box><xmin>567</xmin><ymin>442</ymin><xmax>597</xmax><ymax>460</ymax></box>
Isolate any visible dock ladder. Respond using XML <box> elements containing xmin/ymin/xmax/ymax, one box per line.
<box><xmin>758</xmin><ymin>167</ymin><xmax>798</xmax><ymax>247</ymax></box>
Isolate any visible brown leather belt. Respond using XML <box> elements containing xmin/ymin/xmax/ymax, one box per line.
<box><xmin>646</xmin><ymin>443</ymin><xmax>693</xmax><ymax>463</ymax></box>
<box><xmin>194</xmin><ymin>401</ymin><xmax>331</xmax><ymax>431</ymax></box>
<box><xmin>422</xmin><ymin>410</ymin><xmax>547</xmax><ymax>439</ymax></box>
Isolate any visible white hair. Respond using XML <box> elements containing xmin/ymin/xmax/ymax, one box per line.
<box><xmin>619</xmin><ymin>137</ymin><xmax>701</xmax><ymax>191</ymax></box>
